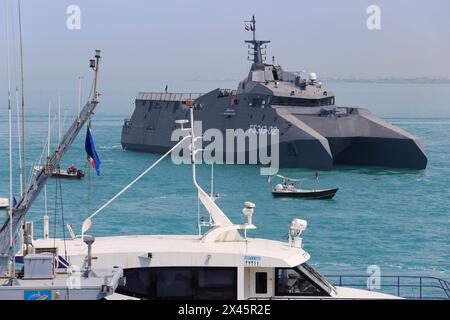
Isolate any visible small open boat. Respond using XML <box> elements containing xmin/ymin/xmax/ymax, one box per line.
<box><xmin>269</xmin><ymin>174</ymin><xmax>338</xmax><ymax>199</ymax></box>
<box><xmin>0</xmin><ymin>198</ymin><xmax>8</xmax><ymax>210</ymax></box>
<box><xmin>272</xmin><ymin>184</ymin><xmax>339</xmax><ymax>199</ymax></box>
<box><xmin>53</xmin><ymin>166</ymin><xmax>85</xmax><ymax>179</ymax></box>
<box><xmin>34</xmin><ymin>165</ymin><xmax>85</xmax><ymax>179</ymax></box>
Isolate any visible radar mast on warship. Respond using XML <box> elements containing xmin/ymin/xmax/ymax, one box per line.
<box><xmin>121</xmin><ymin>15</ymin><xmax>427</xmax><ymax>170</ymax></box>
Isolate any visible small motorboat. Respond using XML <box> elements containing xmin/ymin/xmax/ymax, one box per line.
<box><xmin>53</xmin><ymin>165</ymin><xmax>85</xmax><ymax>179</ymax></box>
<box><xmin>0</xmin><ymin>198</ymin><xmax>9</xmax><ymax>210</ymax></box>
<box><xmin>269</xmin><ymin>174</ymin><xmax>338</xmax><ymax>199</ymax></box>
<box><xmin>34</xmin><ymin>165</ymin><xmax>85</xmax><ymax>179</ymax></box>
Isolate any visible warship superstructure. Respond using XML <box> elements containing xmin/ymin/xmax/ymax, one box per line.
<box><xmin>121</xmin><ymin>16</ymin><xmax>427</xmax><ymax>170</ymax></box>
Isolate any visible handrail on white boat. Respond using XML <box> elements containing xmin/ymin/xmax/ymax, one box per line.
<box><xmin>324</xmin><ymin>274</ymin><xmax>450</xmax><ymax>300</ymax></box>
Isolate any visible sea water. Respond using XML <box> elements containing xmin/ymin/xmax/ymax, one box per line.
<box><xmin>0</xmin><ymin>82</ymin><xmax>449</xmax><ymax>282</ymax></box>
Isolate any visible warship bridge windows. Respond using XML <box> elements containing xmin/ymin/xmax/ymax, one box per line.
<box><xmin>218</xmin><ymin>89</ymin><xmax>235</xmax><ymax>98</ymax></box>
<box><xmin>270</xmin><ymin>96</ymin><xmax>334</xmax><ymax>107</ymax></box>
<box><xmin>250</xmin><ymin>98</ymin><xmax>266</xmax><ymax>108</ymax></box>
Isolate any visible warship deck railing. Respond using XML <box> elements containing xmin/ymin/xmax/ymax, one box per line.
<box><xmin>137</xmin><ymin>92</ymin><xmax>203</xmax><ymax>101</ymax></box>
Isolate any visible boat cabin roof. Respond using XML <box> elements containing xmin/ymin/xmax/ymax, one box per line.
<box><xmin>33</xmin><ymin>235</ymin><xmax>310</xmax><ymax>268</ymax></box>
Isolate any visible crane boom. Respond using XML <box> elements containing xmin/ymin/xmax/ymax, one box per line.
<box><xmin>0</xmin><ymin>50</ymin><xmax>102</xmax><ymax>255</ymax></box>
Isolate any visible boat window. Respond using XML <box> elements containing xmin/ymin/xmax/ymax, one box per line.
<box><xmin>196</xmin><ymin>268</ymin><xmax>237</xmax><ymax>299</ymax></box>
<box><xmin>156</xmin><ymin>269</ymin><xmax>193</xmax><ymax>298</ymax></box>
<box><xmin>275</xmin><ymin>266</ymin><xmax>331</xmax><ymax>296</ymax></box>
<box><xmin>117</xmin><ymin>267</ymin><xmax>152</xmax><ymax>298</ymax></box>
<box><xmin>298</xmin><ymin>263</ymin><xmax>336</xmax><ymax>292</ymax></box>
<box><xmin>117</xmin><ymin>267</ymin><xmax>237</xmax><ymax>300</ymax></box>
<box><xmin>255</xmin><ymin>272</ymin><xmax>268</xmax><ymax>294</ymax></box>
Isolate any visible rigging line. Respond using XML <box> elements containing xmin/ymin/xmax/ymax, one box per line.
<box><xmin>53</xmin><ymin>178</ymin><xmax>58</xmax><ymax>251</ymax></box>
<box><xmin>43</xmin><ymin>101</ymin><xmax>51</xmax><ymax>240</ymax></box>
<box><xmin>58</xmin><ymin>177</ymin><xmax>68</xmax><ymax>260</ymax></box>
<box><xmin>84</xmin><ymin>135</ymin><xmax>190</xmax><ymax>225</ymax></box>
<box><xmin>15</xmin><ymin>87</ymin><xmax>23</xmax><ymax>195</ymax></box>
<box><xmin>17</xmin><ymin>0</ymin><xmax>26</xmax><ymax>196</ymax></box>
<box><xmin>34</xmin><ymin>111</ymin><xmax>57</xmax><ymax>177</ymax></box>
<box><xmin>51</xmin><ymin>178</ymin><xmax>58</xmax><ymax>287</ymax></box>
<box><xmin>87</xmin><ymin>118</ymin><xmax>93</xmax><ymax>217</ymax></box>
<box><xmin>197</xmin><ymin>196</ymin><xmax>201</xmax><ymax>236</ymax></box>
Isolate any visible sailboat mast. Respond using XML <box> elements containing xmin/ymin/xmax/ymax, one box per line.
<box><xmin>6</xmin><ymin>0</ymin><xmax>15</xmax><ymax>277</ymax></box>
<box><xmin>58</xmin><ymin>94</ymin><xmax>61</xmax><ymax>143</ymax></box>
<box><xmin>15</xmin><ymin>91</ymin><xmax>23</xmax><ymax>195</ymax></box>
<box><xmin>9</xmin><ymin>0</ymin><xmax>23</xmax><ymax>196</ymax></box>
<box><xmin>78</xmin><ymin>76</ymin><xmax>83</xmax><ymax>114</ymax></box>
<box><xmin>210</xmin><ymin>163</ymin><xmax>214</xmax><ymax>197</ymax></box>
<box><xmin>17</xmin><ymin>0</ymin><xmax>26</xmax><ymax>195</ymax></box>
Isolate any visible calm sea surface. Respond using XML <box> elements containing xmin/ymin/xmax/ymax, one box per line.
<box><xmin>0</xmin><ymin>82</ymin><xmax>449</xmax><ymax>280</ymax></box>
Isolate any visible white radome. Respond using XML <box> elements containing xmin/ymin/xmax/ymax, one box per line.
<box><xmin>309</xmin><ymin>72</ymin><xmax>317</xmax><ymax>81</ymax></box>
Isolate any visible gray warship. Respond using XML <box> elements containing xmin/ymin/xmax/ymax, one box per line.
<box><xmin>121</xmin><ymin>16</ymin><xmax>427</xmax><ymax>170</ymax></box>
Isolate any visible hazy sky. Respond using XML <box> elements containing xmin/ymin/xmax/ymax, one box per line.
<box><xmin>1</xmin><ymin>0</ymin><xmax>449</xmax><ymax>110</ymax></box>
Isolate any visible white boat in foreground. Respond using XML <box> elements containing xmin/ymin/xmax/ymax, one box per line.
<box><xmin>28</xmin><ymin>105</ymin><xmax>448</xmax><ymax>300</ymax></box>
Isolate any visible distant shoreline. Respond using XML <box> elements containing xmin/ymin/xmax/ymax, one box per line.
<box><xmin>189</xmin><ymin>78</ymin><xmax>450</xmax><ymax>84</ymax></box>
<box><xmin>324</xmin><ymin>78</ymin><xmax>450</xmax><ymax>84</ymax></box>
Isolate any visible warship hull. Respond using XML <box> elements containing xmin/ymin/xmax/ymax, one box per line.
<box><xmin>120</xmin><ymin>16</ymin><xmax>427</xmax><ymax>171</ymax></box>
<box><xmin>121</xmin><ymin>91</ymin><xmax>427</xmax><ymax>170</ymax></box>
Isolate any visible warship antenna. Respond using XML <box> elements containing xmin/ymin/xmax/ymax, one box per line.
<box><xmin>251</xmin><ymin>14</ymin><xmax>256</xmax><ymax>41</ymax></box>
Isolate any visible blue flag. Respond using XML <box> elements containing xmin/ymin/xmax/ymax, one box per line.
<box><xmin>12</xmin><ymin>196</ymin><xmax>17</xmax><ymax>207</ymax></box>
<box><xmin>85</xmin><ymin>127</ymin><xmax>101</xmax><ymax>176</ymax></box>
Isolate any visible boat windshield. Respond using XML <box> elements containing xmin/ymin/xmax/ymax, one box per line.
<box><xmin>297</xmin><ymin>263</ymin><xmax>336</xmax><ymax>293</ymax></box>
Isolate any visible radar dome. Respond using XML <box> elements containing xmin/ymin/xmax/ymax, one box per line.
<box><xmin>309</xmin><ymin>72</ymin><xmax>317</xmax><ymax>81</ymax></box>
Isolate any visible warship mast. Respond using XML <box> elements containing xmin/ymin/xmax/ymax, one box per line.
<box><xmin>245</xmin><ymin>15</ymin><xmax>270</xmax><ymax>70</ymax></box>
